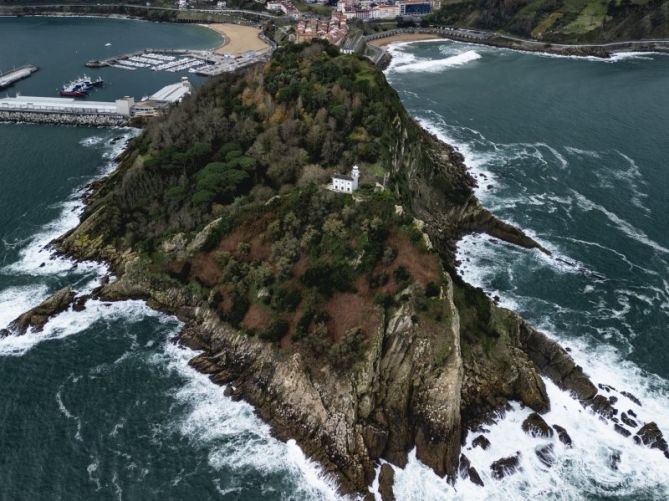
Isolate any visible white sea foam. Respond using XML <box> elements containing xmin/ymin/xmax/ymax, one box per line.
<box><xmin>162</xmin><ymin>341</ymin><xmax>347</xmax><ymax>500</ymax></box>
<box><xmin>3</xmin><ymin>129</ymin><xmax>137</xmax><ymax>278</ymax></box>
<box><xmin>392</xmin><ymin>50</ymin><xmax>482</xmax><ymax>73</ymax></box>
<box><xmin>571</xmin><ymin>190</ymin><xmax>669</xmax><ymax>256</ymax></box>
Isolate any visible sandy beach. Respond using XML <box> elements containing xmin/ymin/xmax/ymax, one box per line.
<box><xmin>368</xmin><ymin>33</ymin><xmax>446</xmax><ymax>47</ymax></box>
<box><xmin>206</xmin><ymin>23</ymin><xmax>270</xmax><ymax>56</ymax></box>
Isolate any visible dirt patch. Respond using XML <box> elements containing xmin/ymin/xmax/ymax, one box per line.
<box><xmin>189</xmin><ymin>254</ymin><xmax>222</xmax><ymax>288</ymax></box>
<box><xmin>324</xmin><ymin>292</ymin><xmax>380</xmax><ymax>342</ymax></box>
<box><xmin>388</xmin><ymin>233</ymin><xmax>441</xmax><ymax>287</ymax></box>
<box><xmin>242</xmin><ymin>302</ymin><xmax>273</xmax><ymax>332</ymax></box>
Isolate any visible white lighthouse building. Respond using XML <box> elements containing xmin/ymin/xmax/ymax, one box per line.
<box><xmin>332</xmin><ymin>165</ymin><xmax>360</xmax><ymax>193</ymax></box>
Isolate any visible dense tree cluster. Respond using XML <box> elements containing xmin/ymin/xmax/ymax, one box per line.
<box><xmin>111</xmin><ymin>41</ymin><xmax>407</xmax><ymax>248</ymax></box>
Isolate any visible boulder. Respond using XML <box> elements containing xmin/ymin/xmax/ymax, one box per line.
<box><xmin>614</xmin><ymin>424</ymin><xmax>631</xmax><ymax>437</ymax></box>
<box><xmin>634</xmin><ymin>422</ymin><xmax>668</xmax><ymax>452</ymax></box>
<box><xmin>490</xmin><ymin>453</ymin><xmax>521</xmax><ymax>479</ymax></box>
<box><xmin>588</xmin><ymin>394</ymin><xmax>618</xmax><ymax>420</ymax></box>
<box><xmin>472</xmin><ymin>435</ymin><xmax>491</xmax><ymax>450</ymax></box>
<box><xmin>9</xmin><ymin>287</ymin><xmax>75</xmax><ymax>334</ymax></box>
<box><xmin>553</xmin><ymin>425</ymin><xmax>573</xmax><ymax>447</ymax></box>
<box><xmin>620</xmin><ymin>412</ymin><xmax>638</xmax><ymax>429</ymax></box>
<box><xmin>522</xmin><ymin>413</ymin><xmax>553</xmax><ymax>438</ymax></box>
<box><xmin>469</xmin><ymin>466</ymin><xmax>484</xmax><ymax>487</ymax></box>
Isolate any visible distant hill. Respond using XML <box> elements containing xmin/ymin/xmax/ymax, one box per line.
<box><xmin>429</xmin><ymin>0</ymin><xmax>669</xmax><ymax>42</ymax></box>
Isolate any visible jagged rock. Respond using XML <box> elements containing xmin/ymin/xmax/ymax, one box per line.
<box><xmin>186</xmin><ymin>217</ymin><xmax>222</xmax><ymax>254</ymax></box>
<box><xmin>0</xmin><ymin>328</ymin><xmax>10</xmax><ymax>338</ymax></box>
<box><xmin>514</xmin><ymin>322</ymin><xmax>596</xmax><ymax>402</ymax></box>
<box><xmin>614</xmin><ymin>424</ymin><xmax>631</xmax><ymax>437</ymax></box>
<box><xmin>634</xmin><ymin>422</ymin><xmax>668</xmax><ymax>452</ymax></box>
<box><xmin>620</xmin><ymin>412</ymin><xmax>638</xmax><ymax>428</ymax></box>
<box><xmin>72</xmin><ymin>294</ymin><xmax>91</xmax><ymax>312</ymax></box>
<box><xmin>468</xmin><ymin>466</ymin><xmax>484</xmax><ymax>486</ymax></box>
<box><xmin>588</xmin><ymin>394</ymin><xmax>618</xmax><ymax>420</ymax></box>
<box><xmin>460</xmin><ymin>456</ymin><xmax>484</xmax><ymax>486</ymax></box>
<box><xmin>522</xmin><ymin>413</ymin><xmax>553</xmax><ymax>438</ymax></box>
<box><xmin>490</xmin><ymin>453</ymin><xmax>521</xmax><ymax>479</ymax></box>
<box><xmin>378</xmin><ymin>464</ymin><xmax>395</xmax><ymax>501</ymax></box>
<box><xmin>628</xmin><ymin>409</ymin><xmax>638</xmax><ymax>418</ymax></box>
<box><xmin>553</xmin><ymin>425</ymin><xmax>573</xmax><ymax>447</ymax></box>
<box><xmin>472</xmin><ymin>435</ymin><xmax>491</xmax><ymax>450</ymax></box>
<box><xmin>621</xmin><ymin>391</ymin><xmax>642</xmax><ymax>406</ymax></box>
<box><xmin>459</xmin><ymin>454</ymin><xmax>471</xmax><ymax>478</ymax></box>
<box><xmin>535</xmin><ymin>444</ymin><xmax>555</xmax><ymax>467</ymax></box>
<box><xmin>9</xmin><ymin>287</ymin><xmax>76</xmax><ymax>334</ymax></box>
<box><xmin>363</xmin><ymin>425</ymin><xmax>388</xmax><ymax>459</ymax></box>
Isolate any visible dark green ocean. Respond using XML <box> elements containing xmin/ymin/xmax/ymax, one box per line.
<box><xmin>1</xmin><ymin>17</ymin><xmax>669</xmax><ymax>500</ymax></box>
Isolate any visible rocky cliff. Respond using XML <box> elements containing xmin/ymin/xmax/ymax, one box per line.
<box><xmin>25</xmin><ymin>42</ymin><xmax>650</xmax><ymax>498</ymax></box>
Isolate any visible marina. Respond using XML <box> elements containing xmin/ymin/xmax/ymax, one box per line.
<box><xmin>0</xmin><ymin>65</ymin><xmax>38</xmax><ymax>89</ymax></box>
<box><xmin>87</xmin><ymin>48</ymin><xmax>269</xmax><ymax>76</ymax></box>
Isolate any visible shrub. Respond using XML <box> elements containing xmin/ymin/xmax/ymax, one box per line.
<box><xmin>271</xmin><ymin>287</ymin><xmax>302</xmax><ymax>312</ymax></box>
<box><xmin>261</xmin><ymin>319</ymin><xmax>289</xmax><ymax>343</ymax></box>
<box><xmin>374</xmin><ymin>292</ymin><xmax>394</xmax><ymax>308</ymax></box>
<box><xmin>425</xmin><ymin>281</ymin><xmax>440</xmax><ymax>298</ymax></box>
<box><xmin>394</xmin><ymin>265</ymin><xmax>411</xmax><ymax>285</ymax></box>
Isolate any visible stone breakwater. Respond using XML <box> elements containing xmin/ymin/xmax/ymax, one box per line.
<box><xmin>0</xmin><ymin>111</ymin><xmax>127</xmax><ymax>127</ymax></box>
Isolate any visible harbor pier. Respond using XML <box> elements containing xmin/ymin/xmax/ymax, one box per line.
<box><xmin>0</xmin><ymin>65</ymin><xmax>39</xmax><ymax>89</ymax></box>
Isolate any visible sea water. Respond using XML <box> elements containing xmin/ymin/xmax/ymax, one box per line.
<box><xmin>2</xmin><ymin>18</ymin><xmax>669</xmax><ymax>500</ymax></box>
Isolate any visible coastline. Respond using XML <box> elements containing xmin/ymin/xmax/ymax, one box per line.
<box><xmin>202</xmin><ymin>22</ymin><xmax>271</xmax><ymax>56</ymax></box>
<box><xmin>2</xmin><ymin>15</ymin><xmax>669</xmax><ymax>500</ymax></box>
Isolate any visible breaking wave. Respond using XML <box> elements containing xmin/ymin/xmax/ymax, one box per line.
<box><xmin>389</xmin><ymin>45</ymin><xmax>482</xmax><ymax>73</ymax></box>
<box><xmin>162</xmin><ymin>341</ymin><xmax>344</xmax><ymax>500</ymax></box>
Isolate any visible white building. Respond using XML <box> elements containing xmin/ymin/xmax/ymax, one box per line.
<box><xmin>0</xmin><ymin>95</ymin><xmax>134</xmax><ymax>116</ymax></box>
<box><xmin>332</xmin><ymin>165</ymin><xmax>360</xmax><ymax>193</ymax></box>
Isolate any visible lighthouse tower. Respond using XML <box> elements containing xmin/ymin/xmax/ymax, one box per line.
<box><xmin>352</xmin><ymin>165</ymin><xmax>360</xmax><ymax>191</ymax></box>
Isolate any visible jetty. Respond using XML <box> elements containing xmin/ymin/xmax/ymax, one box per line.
<box><xmin>0</xmin><ymin>65</ymin><xmax>39</xmax><ymax>89</ymax></box>
<box><xmin>0</xmin><ymin>78</ymin><xmax>192</xmax><ymax>126</ymax></box>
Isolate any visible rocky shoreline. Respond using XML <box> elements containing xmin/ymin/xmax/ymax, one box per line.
<box><xmin>5</xmin><ymin>44</ymin><xmax>668</xmax><ymax>499</ymax></box>
<box><xmin>0</xmin><ymin>111</ymin><xmax>127</xmax><ymax>127</ymax></box>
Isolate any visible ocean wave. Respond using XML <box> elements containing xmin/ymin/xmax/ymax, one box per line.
<box><xmin>570</xmin><ymin>190</ymin><xmax>668</xmax><ymax>256</ymax></box>
<box><xmin>162</xmin><ymin>341</ymin><xmax>345</xmax><ymax>500</ymax></box>
<box><xmin>392</xmin><ymin>50</ymin><xmax>482</xmax><ymax>74</ymax></box>
<box><xmin>0</xmin><ymin>298</ymin><xmax>159</xmax><ymax>357</ymax></box>
<box><xmin>2</xmin><ymin>129</ymin><xmax>137</xmax><ymax>278</ymax></box>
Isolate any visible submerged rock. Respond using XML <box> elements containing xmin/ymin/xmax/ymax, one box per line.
<box><xmin>472</xmin><ymin>434</ymin><xmax>491</xmax><ymax>450</ymax></box>
<box><xmin>9</xmin><ymin>287</ymin><xmax>75</xmax><ymax>334</ymax></box>
<box><xmin>490</xmin><ymin>453</ymin><xmax>521</xmax><ymax>479</ymax></box>
<box><xmin>614</xmin><ymin>424</ymin><xmax>631</xmax><ymax>437</ymax></box>
<box><xmin>609</xmin><ymin>451</ymin><xmax>621</xmax><ymax>470</ymax></box>
<box><xmin>522</xmin><ymin>413</ymin><xmax>553</xmax><ymax>438</ymax></box>
<box><xmin>535</xmin><ymin>444</ymin><xmax>555</xmax><ymax>467</ymax></box>
<box><xmin>553</xmin><ymin>425</ymin><xmax>573</xmax><ymax>447</ymax></box>
<box><xmin>620</xmin><ymin>412</ymin><xmax>638</xmax><ymax>428</ymax></box>
<box><xmin>621</xmin><ymin>391</ymin><xmax>642</xmax><ymax>406</ymax></box>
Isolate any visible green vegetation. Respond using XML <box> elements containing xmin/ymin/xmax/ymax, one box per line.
<box><xmin>427</xmin><ymin>0</ymin><xmax>669</xmax><ymax>42</ymax></box>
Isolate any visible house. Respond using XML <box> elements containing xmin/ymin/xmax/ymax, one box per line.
<box><xmin>332</xmin><ymin>165</ymin><xmax>360</xmax><ymax>193</ymax></box>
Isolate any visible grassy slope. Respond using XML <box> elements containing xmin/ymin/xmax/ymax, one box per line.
<box><xmin>428</xmin><ymin>0</ymin><xmax>669</xmax><ymax>42</ymax></box>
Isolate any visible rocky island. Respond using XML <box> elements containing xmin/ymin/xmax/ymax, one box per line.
<box><xmin>7</xmin><ymin>41</ymin><xmax>663</xmax><ymax>498</ymax></box>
